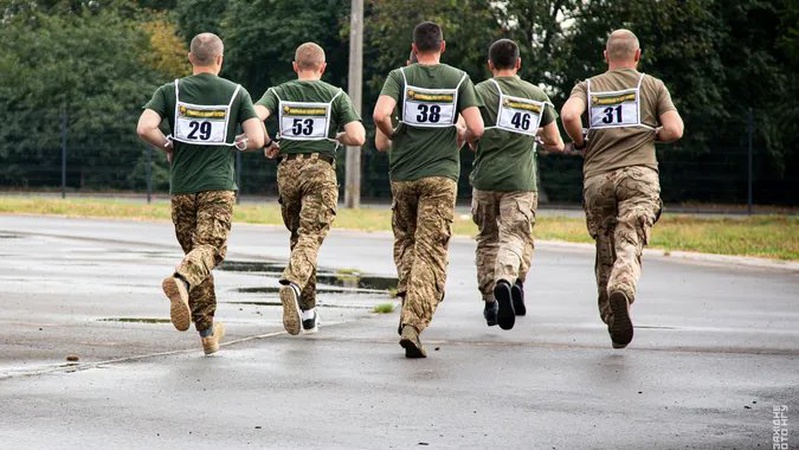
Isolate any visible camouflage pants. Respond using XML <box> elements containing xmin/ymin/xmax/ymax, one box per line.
<box><xmin>471</xmin><ymin>189</ymin><xmax>537</xmax><ymax>302</ymax></box>
<box><xmin>391</xmin><ymin>176</ymin><xmax>457</xmax><ymax>333</ymax></box>
<box><xmin>171</xmin><ymin>190</ymin><xmax>235</xmax><ymax>332</ymax></box>
<box><xmin>277</xmin><ymin>156</ymin><xmax>338</xmax><ymax>310</ymax></box>
<box><xmin>583</xmin><ymin>166</ymin><xmax>662</xmax><ymax>324</ymax></box>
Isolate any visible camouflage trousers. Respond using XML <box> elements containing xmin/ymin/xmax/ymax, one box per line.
<box><xmin>391</xmin><ymin>176</ymin><xmax>457</xmax><ymax>333</ymax></box>
<box><xmin>171</xmin><ymin>190</ymin><xmax>235</xmax><ymax>332</ymax></box>
<box><xmin>584</xmin><ymin>166</ymin><xmax>662</xmax><ymax>324</ymax></box>
<box><xmin>471</xmin><ymin>189</ymin><xmax>537</xmax><ymax>302</ymax></box>
<box><xmin>277</xmin><ymin>155</ymin><xmax>338</xmax><ymax>310</ymax></box>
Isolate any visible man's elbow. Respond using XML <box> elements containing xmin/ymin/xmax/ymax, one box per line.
<box><xmin>469</xmin><ymin>121</ymin><xmax>484</xmax><ymax>141</ymax></box>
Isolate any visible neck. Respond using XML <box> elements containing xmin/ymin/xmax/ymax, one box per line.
<box><xmin>193</xmin><ymin>66</ymin><xmax>219</xmax><ymax>76</ymax></box>
<box><xmin>297</xmin><ymin>70</ymin><xmax>322</xmax><ymax>81</ymax></box>
<box><xmin>416</xmin><ymin>52</ymin><xmax>441</xmax><ymax>65</ymax></box>
<box><xmin>608</xmin><ymin>60</ymin><xmax>637</xmax><ymax>71</ymax></box>
<box><xmin>493</xmin><ymin>69</ymin><xmax>516</xmax><ymax>77</ymax></box>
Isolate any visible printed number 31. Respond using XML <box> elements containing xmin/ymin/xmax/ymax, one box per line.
<box><xmin>602</xmin><ymin>105</ymin><xmax>622</xmax><ymax>124</ymax></box>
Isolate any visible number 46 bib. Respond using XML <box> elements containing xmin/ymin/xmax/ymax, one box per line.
<box><xmin>488</xmin><ymin>78</ymin><xmax>548</xmax><ymax>137</ymax></box>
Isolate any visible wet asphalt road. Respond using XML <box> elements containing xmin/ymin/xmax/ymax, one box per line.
<box><xmin>0</xmin><ymin>214</ymin><xmax>797</xmax><ymax>449</ymax></box>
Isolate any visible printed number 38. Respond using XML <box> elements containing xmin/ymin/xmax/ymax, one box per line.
<box><xmin>416</xmin><ymin>104</ymin><xmax>441</xmax><ymax>123</ymax></box>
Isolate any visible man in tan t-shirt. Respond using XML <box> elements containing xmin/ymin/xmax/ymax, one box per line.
<box><xmin>561</xmin><ymin>29</ymin><xmax>684</xmax><ymax>349</ymax></box>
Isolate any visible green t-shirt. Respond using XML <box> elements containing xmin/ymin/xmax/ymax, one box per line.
<box><xmin>256</xmin><ymin>79</ymin><xmax>361</xmax><ymax>157</ymax></box>
<box><xmin>143</xmin><ymin>73</ymin><xmax>258</xmax><ymax>195</ymax></box>
<box><xmin>470</xmin><ymin>76</ymin><xmax>557</xmax><ymax>192</ymax></box>
<box><xmin>379</xmin><ymin>63</ymin><xmax>480</xmax><ymax>182</ymax></box>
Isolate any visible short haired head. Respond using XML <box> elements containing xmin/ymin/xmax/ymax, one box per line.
<box><xmin>488</xmin><ymin>39</ymin><xmax>519</xmax><ymax>70</ymax></box>
<box><xmin>413</xmin><ymin>21</ymin><xmax>443</xmax><ymax>53</ymax></box>
<box><xmin>605</xmin><ymin>29</ymin><xmax>640</xmax><ymax>63</ymax></box>
<box><xmin>189</xmin><ymin>32</ymin><xmax>224</xmax><ymax>67</ymax></box>
<box><xmin>294</xmin><ymin>42</ymin><xmax>326</xmax><ymax>71</ymax></box>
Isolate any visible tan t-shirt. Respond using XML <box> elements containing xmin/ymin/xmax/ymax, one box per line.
<box><xmin>569</xmin><ymin>68</ymin><xmax>677</xmax><ymax>178</ymax></box>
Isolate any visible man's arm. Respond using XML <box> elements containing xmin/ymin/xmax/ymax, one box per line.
<box><xmin>459</xmin><ymin>106</ymin><xmax>484</xmax><ymax>144</ymax></box>
<box><xmin>375</xmin><ymin>128</ymin><xmax>391</xmax><ymax>152</ymax></box>
<box><xmin>537</xmin><ymin>121</ymin><xmax>565</xmax><ymax>153</ymax></box>
<box><xmin>560</xmin><ymin>96</ymin><xmax>587</xmax><ymax>148</ymax></box>
<box><xmin>240</xmin><ymin>117</ymin><xmax>265</xmax><ymax>150</ymax></box>
<box><xmin>373</xmin><ymin>95</ymin><xmax>397</xmax><ymax>139</ymax></box>
<box><xmin>136</xmin><ymin>109</ymin><xmax>173</xmax><ymax>159</ymax></box>
<box><xmin>254</xmin><ymin>104</ymin><xmax>271</xmax><ymax>122</ymax></box>
<box><xmin>655</xmin><ymin>110</ymin><xmax>684</xmax><ymax>143</ymax></box>
<box><xmin>336</xmin><ymin>121</ymin><xmax>366</xmax><ymax>146</ymax></box>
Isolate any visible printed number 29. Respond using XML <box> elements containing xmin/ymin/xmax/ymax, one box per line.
<box><xmin>187</xmin><ymin>121</ymin><xmax>212</xmax><ymax>140</ymax></box>
<box><xmin>292</xmin><ymin>118</ymin><xmax>314</xmax><ymax>136</ymax></box>
<box><xmin>416</xmin><ymin>104</ymin><xmax>441</xmax><ymax>123</ymax></box>
<box><xmin>602</xmin><ymin>105</ymin><xmax>622</xmax><ymax>124</ymax></box>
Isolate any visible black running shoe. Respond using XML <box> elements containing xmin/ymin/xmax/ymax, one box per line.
<box><xmin>494</xmin><ymin>280</ymin><xmax>515</xmax><ymax>330</ymax></box>
<box><xmin>512</xmin><ymin>279</ymin><xmax>526</xmax><ymax>316</ymax></box>
<box><xmin>483</xmin><ymin>301</ymin><xmax>498</xmax><ymax>326</ymax></box>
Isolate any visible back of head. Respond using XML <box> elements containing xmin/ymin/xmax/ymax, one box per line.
<box><xmin>295</xmin><ymin>42</ymin><xmax>326</xmax><ymax>71</ymax></box>
<box><xmin>413</xmin><ymin>21</ymin><xmax>443</xmax><ymax>53</ymax></box>
<box><xmin>488</xmin><ymin>39</ymin><xmax>519</xmax><ymax>70</ymax></box>
<box><xmin>605</xmin><ymin>29</ymin><xmax>639</xmax><ymax>63</ymax></box>
<box><xmin>190</xmin><ymin>32</ymin><xmax>224</xmax><ymax>67</ymax></box>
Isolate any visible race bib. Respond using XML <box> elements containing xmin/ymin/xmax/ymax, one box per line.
<box><xmin>495</xmin><ymin>95</ymin><xmax>545</xmax><ymax>136</ymax></box>
<box><xmin>402</xmin><ymin>85</ymin><xmax>457</xmax><ymax>127</ymax></box>
<box><xmin>174</xmin><ymin>102</ymin><xmax>229</xmax><ymax>144</ymax></box>
<box><xmin>589</xmin><ymin>88</ymin><xmax>640</xmax><ymax>129</ymax></box>
<box><xmin>278</xmin><ymin>102</ymin><xmax>331</xmax><ymax>140</ymax></box>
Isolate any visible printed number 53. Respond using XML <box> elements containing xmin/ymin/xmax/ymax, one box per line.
<box><xmin>292</xmin><ymin>118</ymin><xmax>314</xmax><ymax>136</ymax></box>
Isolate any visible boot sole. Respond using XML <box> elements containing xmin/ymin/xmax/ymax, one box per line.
<box><xmin>279</xmin><ymin>285</ymin><xmax>302</xmax><ymax>335</ymax></box>
<box><xmin>609</xmin><ymin>291</ymin><xmax>633</xmax><ymax>348</ymax></box>
<box><xmin>399</xmin><ymin>338</ymin><xmax>427</xmax><ymax>358</ymax></box>
<box><xmin>162</xmin><ymin>277</ymin><xmax>190</xmax><ymax>331</ymax></box>
<box><xmin>495</xmin><ymin>283</ymin><xmax>515</xmax><ymax>330</ymax></box>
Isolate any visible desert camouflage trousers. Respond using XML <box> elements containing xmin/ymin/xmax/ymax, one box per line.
<box><xmin>171</xmin><ymin>190</ymin><xmax>235</xmax><ymax>332</ymax></box>
<box><xmin>471</xmin><ymin>189</ymin><xmax>537</xmax><ymax>302</ymax></box>
<box><xmin>584</xmin><ymin>165</ymin><xmax>662</xmax><ymax>324</ymax></box>
<box><xmin>392</xmin><ymin>176</ymin><xmax>457</xmax><ymax>333</ymax></box>
<box><xmin>277</xmin><ymin>156</ymin><xmax>338</xmax><ymax>310</ymax></box>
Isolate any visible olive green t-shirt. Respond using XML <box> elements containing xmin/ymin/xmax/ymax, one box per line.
<box><xmin>379</xmin><ymin>63</ymin><xmax>480</xmax><ymax>182</ymax></box>
<box><xmin>470</xmin><ymin>76</ymin><xmax>557</xmax><ymax>192</ymax></box>
<box><xmin>143</xmin><ymin>73</ymin><xmax>258</xmax><ymax>195</ymax></box>
<box><xmin>569</xmin><ymin>68</ymin><xmax>677</xmax><ymax>179</ymax></box>
<box><xmin>256</xmin><ymin>80</ymin><xmax>361</xmax><ymax>157</ymax></box>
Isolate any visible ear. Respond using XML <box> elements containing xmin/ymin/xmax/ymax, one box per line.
<box><xmin>319</xmin><ymin>62</ymin><xmax>327</xmax><ymax>75</ymax></box>
<box><xmin>440</xmin><ymin>40</ymin><xmax>446</xmax><ymax>54</ymax></box>
<box><xmin>411</xmin><ymin>43</ymin><xmax>418</xmax><ymax>55</ymax></box>
<box><xmin>487</xmin><ymin>59</ymin><xmax>494</xmax><ymax>72</ymax></box>
<box><xmin>634</xmin><ymin>48</ymin><xmax>641</xmax><ymax>62</ymax></box>
<box><xmin>216</xmin><ymin>53</ymin><xmax>224</xmax><ymax>67</ymax></box>
<box><xmin>187</xmin><ymin>53</ymin><xmax>195</xmax><ymax>65</ymax></box>
<box><xmin>515</xmin><ymin>57</ymin><xmax>522</xmax><ymax>70</ymax></box>
<box><xmin>603</xmin><ymin>49</ymin><xmax>609</xmax><ymax>64</ymax></box>
<box><xmin>292</xmin><ymin>61</ymin><xmax>300</xmax><ymax>74</ymax></box>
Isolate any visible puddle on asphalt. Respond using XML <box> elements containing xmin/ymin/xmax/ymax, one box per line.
<box><xmin>220</xmin><ymin>260</ymin><xmax>398</xmax><ymax>292</ymax></box>
<box><xmin>98</xmin><ymin>318</ymin><xmax>171</xmax><ymax>324</ymax></box>
<box><xmin>227</xmin><ymin>300</ymin><xmax>374</xmax><ymax>310</ymax></box>
<box><xmin>0</xmin><ymin>233</ymin><xmax>20</xmax><ymax>239</ymax></box>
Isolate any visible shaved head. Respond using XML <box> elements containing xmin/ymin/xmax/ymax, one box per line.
<box><xmin>295</xmin><ymin>42</ymin><xmax>326</xmax><ymax>71</ymax></box>
<box><xmin>606</xmin><ymin>29</ymin><xmax>639</xmax><ymax>62</ymax></box>
<box><xmin>189</xmin><ymin>32</ymin><xmax>224</xmax><ymax>67</ymax></box>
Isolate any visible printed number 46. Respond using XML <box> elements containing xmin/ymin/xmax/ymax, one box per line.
<box><xmin>510</xmin><ymin>112</ymin><xmax>531</xmax><ymax>130</ymax></box>
<box><xmin>602</xmin><ymin>105</ymin><xmax>623</xmax><ymax>124</ymax></box>
<box><xmin>187</xmin><ymin>121</ymin><xmax>212</xmax><ymax>140</ymax></box>
<box><xmin>292</xmin><ymin>118</ymin><xmax>314</xmax><ymax>136</ymax></box>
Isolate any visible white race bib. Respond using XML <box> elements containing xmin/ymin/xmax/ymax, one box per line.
<box><xmin>587</xmin><ymin>74</ymin><xmax>646</xmax><ymax>130</ymax></box>
<box><xmin>399</xmin><ymin>68</ymin><xmax>463</xmax><ymax>128</ymax></box>
<box><xmin>491</xmin><ymin>80</ymin><xmax>546</xmax><ymax>136</ymax></box>
<box><xmin>172</xmin><ymin>80</ymin><xmax>239</xmax><ymax>146</ymax></box>
<box><xmin>275</xmin><ymin>90</ymin><xmax>341</xmax><ymax>141</ymax></box>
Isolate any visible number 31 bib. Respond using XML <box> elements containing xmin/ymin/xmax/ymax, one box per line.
<box><xmin>587</xmin><ymin>73</ymin><xmax>650</xmax><ymax>130</ymax></box>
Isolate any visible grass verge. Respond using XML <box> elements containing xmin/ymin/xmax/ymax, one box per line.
<box><xmin>1</xmin><ymin>196</ymin><xmax>797</xmax><ymax>261</ymax></box>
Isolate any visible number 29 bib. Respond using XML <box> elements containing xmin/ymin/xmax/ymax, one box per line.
<box><xmin>173</xmin><ymin>79</ymin><xmax>240</xmax><ymax>146</ymax></box>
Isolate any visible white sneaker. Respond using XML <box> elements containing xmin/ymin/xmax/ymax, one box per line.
<box><xmin>301</xmin><ymin>308</ymin><xmax>319</xmax><ymax>334</ymax></box>
<box><xmin>279</xmin><ymin>283</ymin><xmax>302</xmax><ymax>335</ymax></box>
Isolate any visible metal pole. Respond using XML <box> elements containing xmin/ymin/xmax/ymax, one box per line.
<box><xmin>747</xmin><ymin>107</ymin><xmax>753</xmax><ymax>215</ymax></box>
<box><xmin>146</xmin><ymin>145</ymin><xmax>152</xmax><ymax>204</ymax></box>
<box><xmin>344</xmin><ymin>0</ymin><xmax>363</xmax><ymax>209</ymax></box>
<box><xmin>61</xmin><ymin>109</ymin><xmax>67</xmax><ymax>199</ymax></box>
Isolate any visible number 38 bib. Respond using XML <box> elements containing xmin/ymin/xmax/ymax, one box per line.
<box><xmin>400</xmin><ymin>68</ymin><xmax>463</xmax><ymax>128</ymax></box>
<box><xmin>587</xmin><ymin>73</ymin><xmax>646</xmax><ymax>130</ymax></box>
<box><xmin>173</xmin><ymin>79</ymin><xmax>240</xmax><ymax>146</ymax></box>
